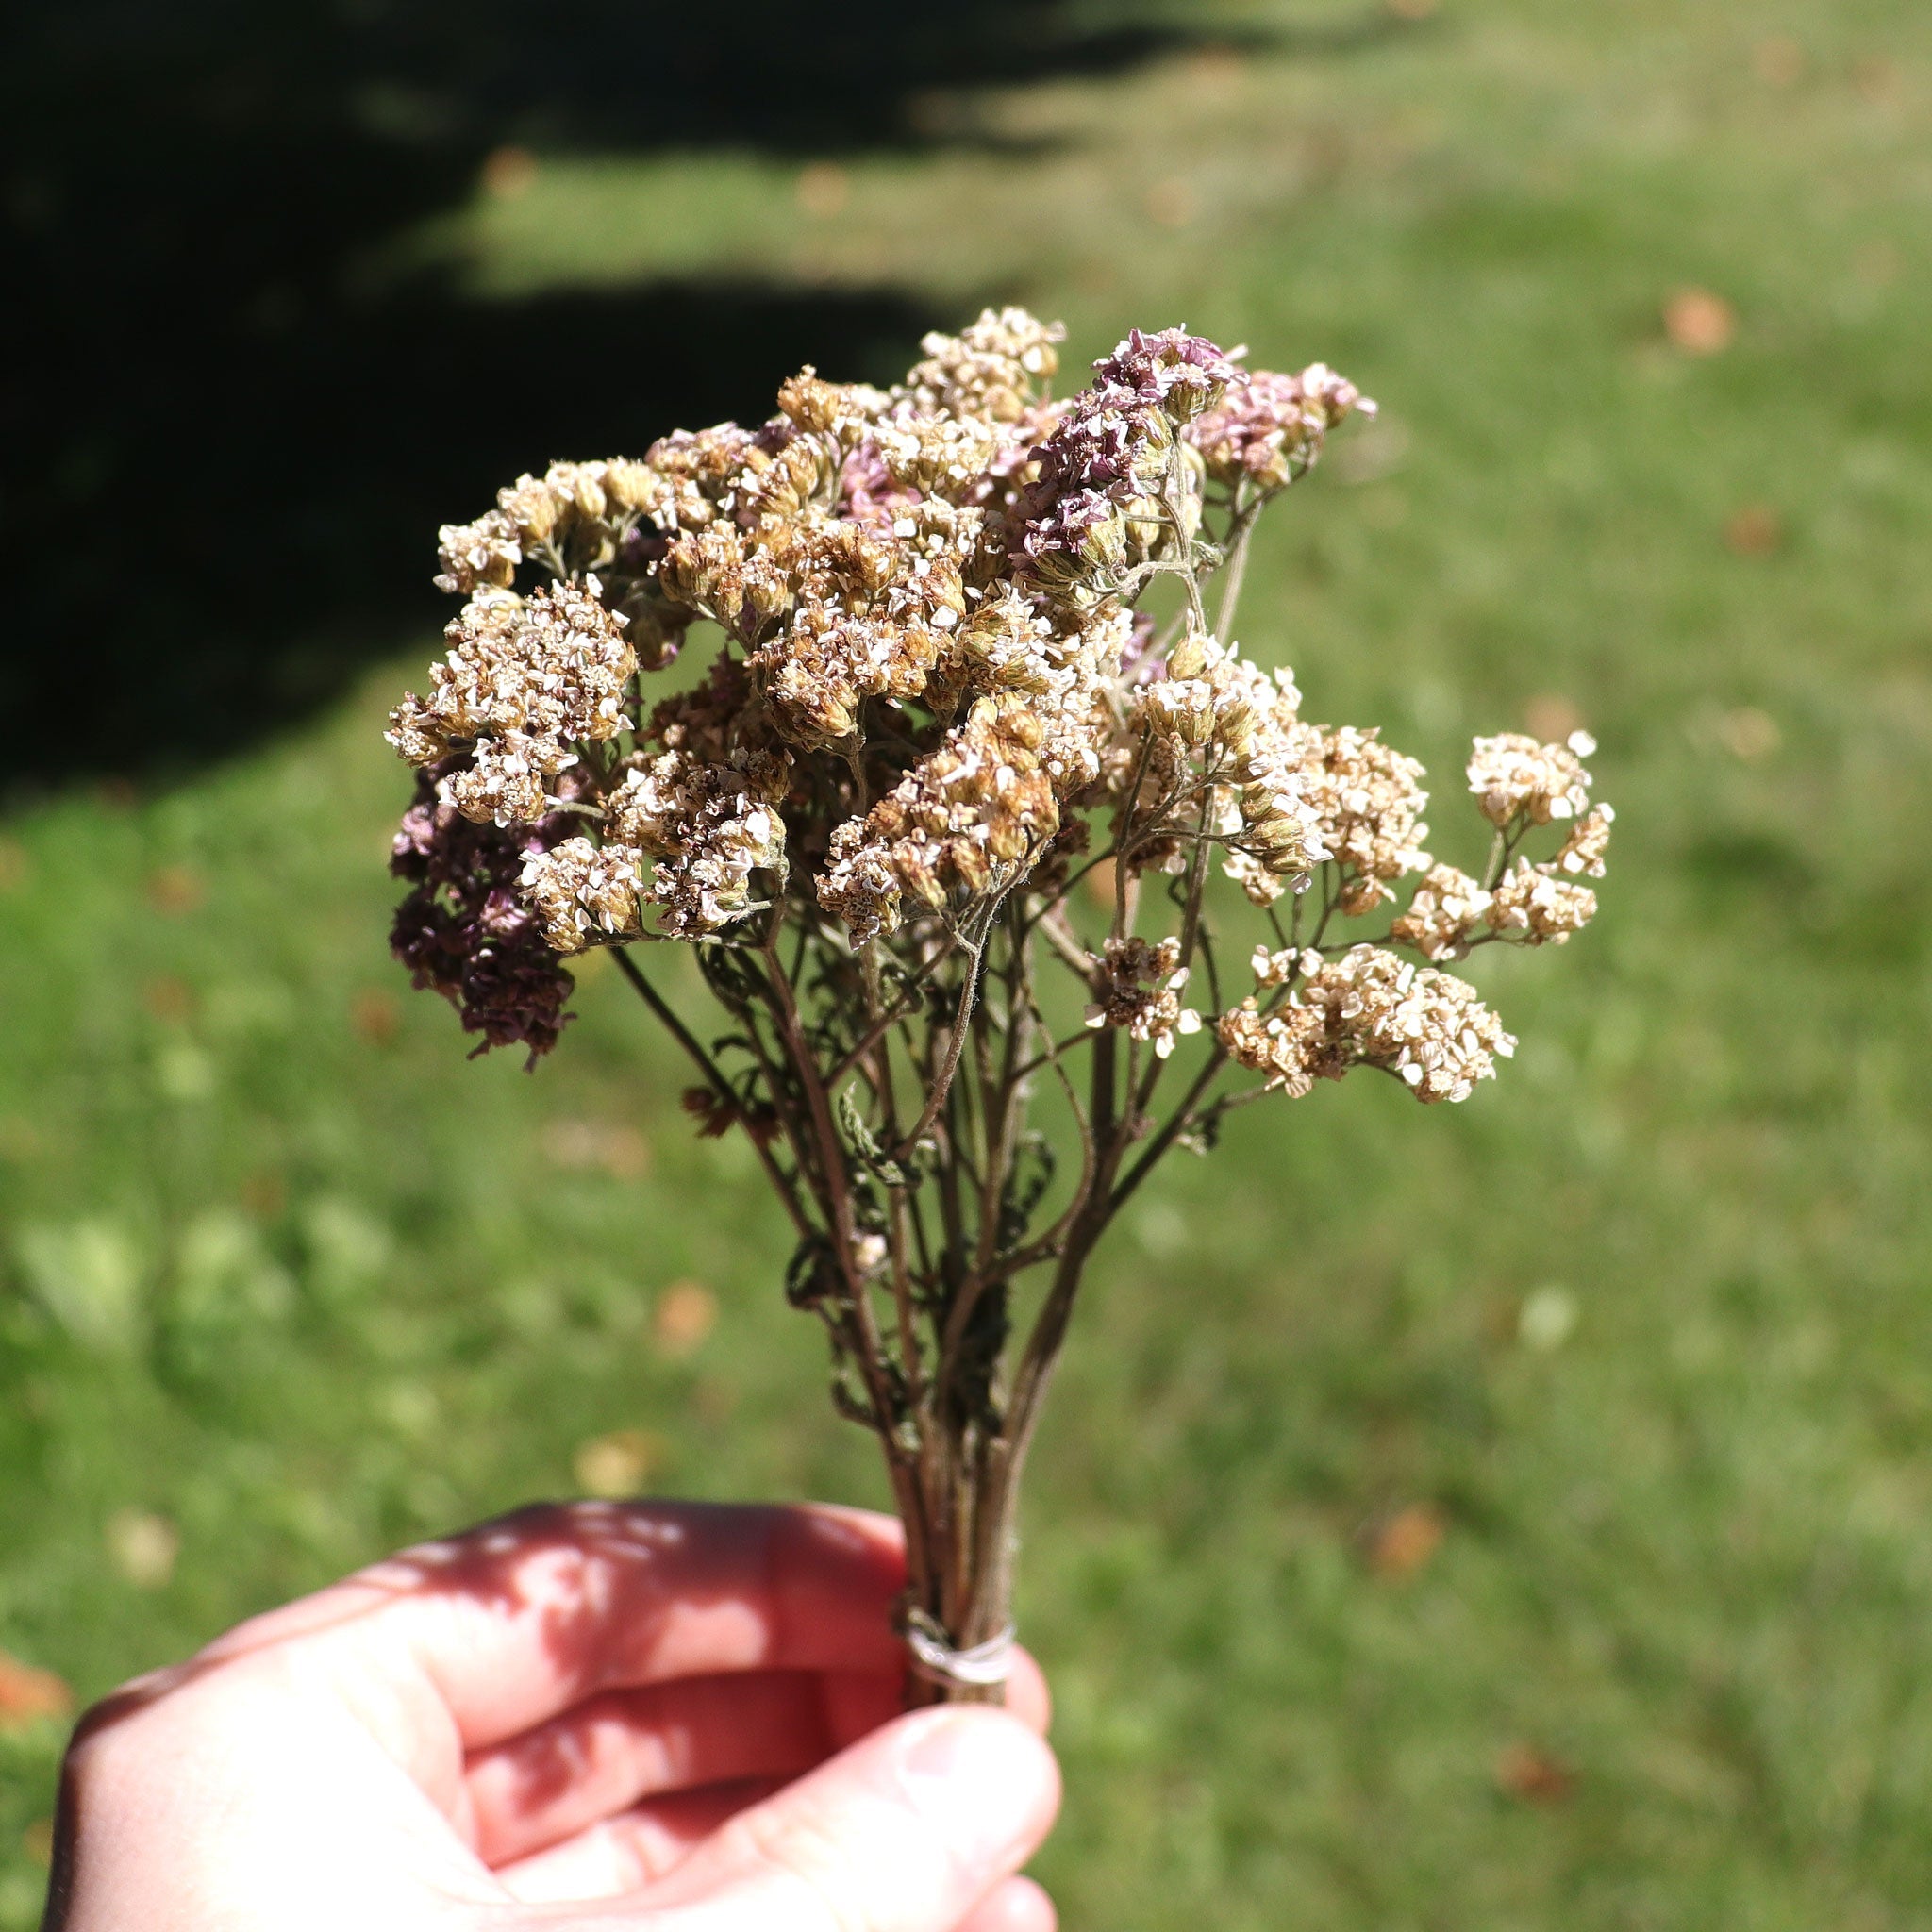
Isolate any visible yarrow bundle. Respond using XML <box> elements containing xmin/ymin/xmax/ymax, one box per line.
<box><xmin>386</xmin><ymin>310</ymin><xmax>1611</xmax><ymax>1703</ymax></box>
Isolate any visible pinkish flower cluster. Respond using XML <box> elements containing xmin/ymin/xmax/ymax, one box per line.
<box><xmin>1008</xmin><ymin>328</ymin><xmax>1237</xmax><ymax>608</ymax></box>
<box><xmin>1188</xmin><ymin>363</ymin><xmax>1376</xmax><ymax>495</ymax></box>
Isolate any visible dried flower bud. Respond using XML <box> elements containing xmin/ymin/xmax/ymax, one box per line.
<box><xmin>497</xmin><ymin>475</ymin><xmax>561</xmax><ymax>544</ymax></box>
<box><xmin>389</xmin><ymin>767</ymin><xmax>576</xmax><ymax>1063</ymax></box>
<box><xmin>1221</xmin><ymin>945</ymin><xmax>1514</xmax><ymax>1104</ymax></box>
<box><xmin>1294</xmin><ymin>724</ymin><xmax>1431</xmax><ymax>913</ymax></box>
<box><xmin>817</xmin><ymin>699</ymin><xmax>1059</xmax><ymax>941</ymax></box>
<box><xmin>1083</xmin><ymin>936</ymin><xmax>1202</xmax><ymax>1058</ymax></box>
<box><xmin>603</xmin><ymin>459</ymin><xmax>663</xmax><ymax>514</ymax></box>
<box><xmin>434</xmin><ymin>511</ymin><xmax>521</xmax><ymax>594</ymax></box>
<box><xmin>905</xmin><ymin>308</ymin><xmax>1065</xmax><ymax>423</ymax></box>
<box><xmin>1467</xmin><ymin>730</ymin><xmax>1594</xmax><ymax>827</ymax></box>
<box><xmin>1188</xmin><ymin>362</ymin><xmax>1375</xmax><ymax>494</ymax></box>
<box><xmin>521</xmin><ymin>837</ymin><xmax>645</xmax><ymax>953</ymax></box>
<box><xmin>1166</xmin><ymin>628</ymin><xmax>1210</xmax><ymax>680</ymax></box>
<box><xmin>1553</xmin><ymin>804</ymin><xmax>1615</xmax><ymax>877</ymax></box>
<box><xmin>1485</xmin><ymin>859</ymin><xmax>1598</xmax><ymax>944</ymax></box>
<box><xmin>1094</xmin><ymin>327</ymin><xmax>1242</xmax><ymax>423</ymax></box>
<box><xmin>1390</xmin><ymin>865</ymin><xmax>1491</xmax><ymax>961</ymax></box>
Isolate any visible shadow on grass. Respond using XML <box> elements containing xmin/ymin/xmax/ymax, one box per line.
<box><xmin>2</xmin><ymin>0</ymin><xmax>1291</xmax><ymax>800</ymax></box>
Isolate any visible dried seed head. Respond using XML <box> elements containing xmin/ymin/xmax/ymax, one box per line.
<box><xmin>1390</xmin><ymin>865</ymin><xmax>1492</xmax><ymax>961</ymax></box>
<box><xmin>1221</xmin><ymin>945</ymin><xmax>1515</xmax><ymax>1104</ymax></box>
<box><xmin>1485</xmin><ymin>858</ymin><xmax>1598</xmax><ymax>945</ymax></box>
<box><xmin>1467</xmin><ymin>730</ymin><xmax>1594</xmax><ymax>827</ymax></box>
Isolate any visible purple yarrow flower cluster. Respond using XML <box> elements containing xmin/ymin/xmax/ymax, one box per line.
<box><xmin>1091</xmin><ymin>326</ymin><xmax>1241</xmax><ymax>421</ymax></box>
<box><xmin>1010</xmin><ymin>328</ymin><xmax>1241</xmax><ymax>594</ymax></box>
<box><xmin>1187</xmin><ymin>363</ymin><xmax>1376</xmax><ymax>494</ymax></box>
<box><xmin>389</xmin><ymin>763</ymin><xmax>577</xmax><ymax>1064</ymax></box>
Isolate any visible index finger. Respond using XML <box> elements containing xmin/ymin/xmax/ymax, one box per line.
<box><xmin>212</xmin><ymin>1500</ymin><xmax>909</xmax><ymax>1757</ymax></box>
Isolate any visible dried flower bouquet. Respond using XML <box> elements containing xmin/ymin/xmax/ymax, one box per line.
<box><xmin>387</xmin><ymin>311</ymin><xmax>1611</xmax><ymax>1705</ymax></box>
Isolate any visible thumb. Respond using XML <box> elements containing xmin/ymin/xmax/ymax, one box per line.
<box><xmin>641</xmin><ymin>1707</ymin><xmax>1059</xmax><ymax>1932</ymax></box>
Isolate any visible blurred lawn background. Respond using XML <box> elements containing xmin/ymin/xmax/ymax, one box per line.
<box><xmin>4</xmin><ymin>0</ymin><xmax>1931</xmax><ymax>1925</ymax></box>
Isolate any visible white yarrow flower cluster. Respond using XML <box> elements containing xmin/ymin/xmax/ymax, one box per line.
<box><xmin>1084</xmin><ymin>937</ymin><xmax>1203</xmax><ymax>1058</ymax></box>
<box><xmin>1486</xmin><ymin>859</ymin><xmax>1598</xmax><ymax>944</ymax></box>
<box><xmin>388</xmin><ymin>579</ymin><xmax>636</xmax><ymax>826</ymax></box>
<box><xmin>1221</xmin><ymin>945</ymin><xmax>1517</xmax><ymax>1105</ymax></box>
<box><xmin>1467</xmin><ymin>728</ymin><xmax>1596</xmax><ymax>826</ymax></box>
<box><xmin>1390</xmin><ymin>864</ymin><xmax>1492</xmax><ymax>961</ymax></box>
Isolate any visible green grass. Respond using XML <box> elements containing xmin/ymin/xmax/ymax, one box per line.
<box><xmin>5</xmin><ymin>1</ymin><xmax>1932</xmax><ymax>1924</ymax></box>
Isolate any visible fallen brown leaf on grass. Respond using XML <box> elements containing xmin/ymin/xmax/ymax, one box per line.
<box><xmin>480</xmin><ymin>146</ymin><xmax>537</xmax><ymax>199</ymax></box>
<box><xmin>795</xmin><ymin>162</ymin><xmax>849</xmax><ymax>219</ymax></box>
<box><xmin>142</xmin><ymin>975</ymin><xmax>196</xmax><ymax>1023</ymax></box>
<box><xmin>1716</xmin><ymin>707</ymin><xmax>1780</xmax><ymax>761</ymax></box>
<box><xmin>1496</xmin><ymin>1740</ymin><xmax>1574</xmax><ymax>1804</ymax></box>
<box><xmin>692</xmin><ymin>1376</ymin><xmax>740</xmax><ymax>1424</ymax></box>
<box><xmin>1523</xmin><ymin>693</ymin><xmax>1584</xmax><ymax>744</ymax></box>
<box><xmin>1145</xmin><ymin>178</ymin><xmax>1196</xmax><ymax>227</ymax></box>
<box><xmin>1663</xmin><ymin>288</ymin><xmax>1737</xmax><ymax>356</ymax></box>
<box><xmin>145</xmin><ymin>864</ymin><xmax>206</xmax><ymax>915</ymax></box>
<box><xmin>0</xmin><ymin>1652</ymin><xmax>73</xmax><ymax>1731</ymax></box>
<box><xmin>239</xmin><ymin>1169</ymin><xmax>287</xmax><ymax>1218</ymax></box>
<box><xmin>1724</xmin><ymin>505</ymin><xmax>1783</xmax><ymax>558</ymax></box>
<box><xmin>349</xmin><ymin>988</ymin><xmax>402</xmax><ymax>1044</ymax></box>
<box><xmin>655</xmin><ymin>1280</ymin><xmax>719</xmax><ymax>1358</ymax></box>
<box><xmin>574</xmin><ymin>1428</ymin><xmax>662</xmax><ymax>1498</ymax></box>
<box><xmin>1752</xmin><ymin>37</ymin><xmax>1805</xmax><ymax>88</ymax></box>
<box><xmin>106</xmin><ymin>1508</ymin><xmax>179</xmax><ymax>1589</ymax></box>
<box><xmin>543</xmin><ymin>1118</ymin><xmax>651</xmax><ymax>1181</ymax></box>
<box><xmin>1854</xmin><ymin>58</ymin><xmax>1899</xmax><ymax>106</ymax></box>
<box><xmin>1368</xmin><ymin>1503</ymin><xmax>1446</xmax><ymax>1578</ymax></box>
<box><xmin>1184</xmin><ymin>44</ymin><xmax>1248</xmax><ymax>92</ymax></box>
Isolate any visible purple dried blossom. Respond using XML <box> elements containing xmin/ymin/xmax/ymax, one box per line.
<box><xmin>1187</xmin><ymin>363</ymin><xmax>1376</xmax><ymax>493</ymax></box>
<box><xmin>1007</xmin><ymin>384</ymin><xmax>1162</xmax><ymax>595</ymax></box>
<box><xmin>1120</xmin><ymin>609</ymin><xmax>1162</xmax><ymax>684</ymax></box>
<box><xmin>1004</xmin><ymin>331</ymin><xmax>1239</xmax><ymax>595</ymax></box>
<box><xmin>1092</xmin><ymin>327</ymin><xmax>1241</xmax><ymax>421</ymax></box>
<box><xmin>389</xmin><ymin>763</ymin><xmax>577</xmax><ymax>1065</ymax></box>
<box><xmin>837</xmin><ymin>439</ymin><xmax>922</xmax><ymax>529</ymax></box>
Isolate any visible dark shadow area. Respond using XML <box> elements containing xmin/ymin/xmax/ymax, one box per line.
<box><xmin>1</xmin><ymin>0</ymin><xmax>1262</xmax><ymax>799</ymax></box>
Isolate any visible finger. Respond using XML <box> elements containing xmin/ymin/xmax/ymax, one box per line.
<box><xmin>637</xmin><ymin>1707</ymin><xmax>1059</xmax><ymax>1932</ymax></box>
<box><xmin>470</xmin><ymin>1649</ymin><xmax>1049</xmax><ymax>1866</ymax></box>
<box><xmin>476</xmin><ymin>1638</ymin><xmax>1058</xmax><ymax>1862</ymax></box>
<box><xmin>994</xmin><ymin>1649</ymin><xmax>1052</xmax><ymax>1739</ymax></box>
<box><xmin>818</xmin><ymin>1650</ymin><xmax>1050</xmax><ymax>1760</ymax></box>
<box><xmin>495</xmin><ymin>1777</ymin><xmax>784</xmax><ymax>1904</ymax></box>
<box><xmin>467</xmin><ymin>1669</ymin><xmax>891</xmax><ymax>1865</ymax></box>
<box><xmin>820</xmin><ymin>1648</ymin><xmax>1051</xmax><ymax>1744</ymax></box>
<box><xmin>958</xmin><ymin>1875</ymin><xmax>1058</xmax><ymax>1932</ymax></box>
<box><xmin>219</xmin><ymin>1500</ymin><xmax>908</xmax><ymax>1804</ymax></box>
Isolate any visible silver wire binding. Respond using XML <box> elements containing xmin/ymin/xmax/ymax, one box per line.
<box><xmin>899</xmin><ymin>1607</ymin><xmax>1018</xmax><ymax>1689</ymax></box>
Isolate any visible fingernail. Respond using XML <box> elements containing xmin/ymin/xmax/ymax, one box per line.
<box><xmin>898</xmin><ymin>1710</ymin><xmax>1054</xmax><ymax>1857</ymax></box>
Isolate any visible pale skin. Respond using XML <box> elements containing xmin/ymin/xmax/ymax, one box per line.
<box><xmin>42</xmin><ymin>1500</ymin><xmax>1059</xmax><ymax>1932</ymax></box>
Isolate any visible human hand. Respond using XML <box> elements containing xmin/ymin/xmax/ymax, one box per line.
<box><xmin>43</xmin><ymin>1501</ymin><xmax>1058</xmax><ymax>1932</ymax></box>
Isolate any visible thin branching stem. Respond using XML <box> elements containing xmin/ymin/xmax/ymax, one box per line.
<box><xmin>611</xmin><ymin>948</ymin><xmax>814</xmax><ymax>1241</ymax></box>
